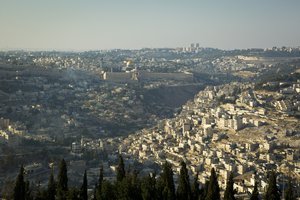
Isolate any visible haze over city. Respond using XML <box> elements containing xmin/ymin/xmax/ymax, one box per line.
<box><xmin>1</xmin><ymin>0</ymin><xmax>300</xmax><ymax>51</ymax></box>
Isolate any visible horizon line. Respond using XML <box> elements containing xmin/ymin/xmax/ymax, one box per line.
<box><xmin>1</xmin><ymin>45</ymin><xmax>300</xmax><ymax>53</ymax></box>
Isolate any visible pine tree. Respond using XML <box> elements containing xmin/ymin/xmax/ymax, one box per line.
<box><xmin>264</xmin><ymin>171</ymin><xmax>280</xmax><ymax>200</ymax></box>
<box><xmin>80</xmin><ymin>170</ymin><xmax>88</xmax><ymax>200</ymax></box>
<box><xmin>191</xmin><ymin>173</ymin><xmax>200</xmax><ymax>200</ymax></box>
<box><xmin>161</xmin><ymin>162</ymin><xmax>175</xmax><ymax>200</ymax></box>
<box><xmin>177</xmin><ymin>161</ymin><xmax>192</xmax><ymax>200</ymax></box>
<box><xmin>57</xmin><ymin>159</ymin><xmax>68</xmax><ymax>200</ymax></box>
<box><xmin>284</xmin><ymin>178</ymin><xmax>295</xmax><ymax>200</ymax></box>
<box><xmin>250</xmin><ymin>181</ymin><xmax>259</xmax><ymax>200</ymax></box>
<box><xmin>205</xmin><ymin>168</ymin><xmax>220</xmax><ymax>200</ymax></box>
<box><xmin>116</xmin><ymin>154</ymin><xmax>125</xmax><ymax>182</ymax></box>
<box><xmin>224</xmin><ymin>173</ymin><xmax>235</xmax><ymax>200</ymax></box>
<box><xmin>47</xmin><ymin>170</ymin><xmax>56</xmax><ymax>200</ymax></box>
<box><xmin>14</xmin><ymin>165</ymin><xmax>26</xmax><ymax>200</ymax></box>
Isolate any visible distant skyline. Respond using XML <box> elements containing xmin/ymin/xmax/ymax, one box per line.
<box><xmin>1</xmin><ymin>0</ymin><xmax>300</xmax><ymax>51</ymax></box>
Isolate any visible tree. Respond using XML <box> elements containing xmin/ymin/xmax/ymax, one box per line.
<box><xmin>95</xmin><ymin>165</ymin><xmax>104</xmax><ymax>200</ymax></box>
<box><xmin>80</xmin><ymin>170</ymin><xmax>88</xmax><ymax>200</ymax></box>
<box><xmin>156</xmin><ymin>175</ymin><xmax>165</xmax><ymax>200</ymax></box>
<box><xmin>264</xmin><ymin>171</ymin><xmax>280</xmax><ymax>200</ymax></box>
<box><xmin>2</xmin><ymin>179</ymin><xmax>16</xmax><ymax>200</ymax></box>
<box><xmin>141</xmin><ymin>173</ymin><xmax>157</xmax><ymax>200</ymax></box>
<box><xmin>284</xmin><ymin>178</ymin><xmax>296</xmax><ymax>200</ymax></box>
<box><xmin>24</xmin><ymin>180</ymin><xmax>32</xmax><ymax>200</ymax></box>
<box><xmin>191</xmin><ymin>173</ymin><xmax>200</xmax><ymax>200</ymax></box>
<box><xmin>35</xmin><ymin>186</ymin><xmax>47</xmax><ymax>200</ymax></box>
<box><xmin>160</xmin><ymin>162</ymin><xmax>175</xmax><ymax>200</ymax></box>
<box><xmin>177</xmin><ymin>161</ymin><xmax>192</xmax><ymax>200</ymax></box>
<box><xmin>57</xmin><ymin>159</ymin><xmax>68</xmax><ymax>200</ymax></box>
<box><xmin>14</xmin><ymin>165</ymin><xmax>26</xmax><ymax>200</ymax></box>
<box><xmin>100</xmin><ymin>180</ymin><xmax>116</xmax><ymax>200</ymax></box>
<box><xmin>205</xmin><ymin>168</ymin><xmax>220</xmax><ymax>200</ymax></box>
<box><xmin>224</xmin><ymin>173</ymin><xmax>235</xmax><ymax>200</ymax></box>
<box><xmin>129</xmin><ymin>170</ymin><xmax>142</xmax><ymax>200</ymax></box>
<box><xmin>117</xmin><ymin>170</ymin><xmax>142</xmax><ymax>200</ymax></box>
<box><xmin>250</xmin><ymin>181</ymin><xmax>259</xmax><ymax>200</ymax></box>
<box><xmin>200</xmin><ymin>180</ymin><xmax>209</xmax><ymax>200</ymax></box>
<box><xmin>67</xmin><ymin>187</ymin><xmax>80</xmax><ymax>200</ymax></box>
<box><xmin>116</xmin><ymin>155</ymin><xmax>125</xmax><ymax>182</ymax></box>
<box><xmin>47</xmin><ymin>170</ymin><xmax>56</xmax><ymax>200</ymax></box>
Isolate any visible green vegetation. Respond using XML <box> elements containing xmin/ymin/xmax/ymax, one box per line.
<box><xmin>47</xmin><ymin>170</ymin><xmax>56</xmax><ymax>200</ymax></box>
<box><xmin>159</xmin><ymin>161</ymin><xmax>176</xmax><ymax>200</ymax></box>
<box><xmin>285</xmin><ymin>178</ymin><xmax>296</xmax><ymax>200</ymax></box>
<box><xmin>80</xmin><ymin>170</ymin><xmax>88</xmax><ymax>200</ymax></box>
<box><xmin>8</xmin><ymin>157</ymin><xmax>297</xmax><ymax>200</ymax></box>
<box><xmin>191</xmin><ymin>173</ymin><xmax>201</xmax><ymax>200</ymax></box>
<box><xmin>57</xmin><ymin>159</ymin><xmax>68</xmax><ymax>200</ymax></box>
<box><xmin>13</xmin><ymin>165</ymin><xmax>26</xmax><ymax>200</ymax></box>
<box><xmin>223</xmin><ymin>173</ymin><xmax>235</xmax><ymax>200</ymax></box>
<box><xmin>176</xmin><ymin>161</ymin><xmax>192</xmax><ymax>200</ymax></box>
<box><xmin>205</xmin><ymin>168</ymin><xmax>220</xmax><ymax>200</ymax></box>
<box><xmin>250</xmin><ymin>181</ymin><xmax>259</xmax><ymax>200</ymax></box>
<box><xmin>116</xmin><ymin>155</ymin><xmax>126</xmax><ymax>182</ymax></box>
<box><xmin>264</xmin><ymin>171</ymin><xmax>280</xmax><ymax>200</ymax></box>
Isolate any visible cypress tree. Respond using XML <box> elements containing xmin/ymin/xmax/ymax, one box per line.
<box><xmin>204</xmin><ymin>168</ymin><xmax>220</xmax><ymax>200</ymax></box>
<box><xmin>200</xmin><ymin>180</ymin><xmax>209</xmax><ymax>200</ymax></box>
<box><xmin>14</xmin><ymin>165</ymin><xmax>26</xmax><ymax>200</ymax></box>
<box><xmin>96</xmin><ymin>165</ymin><xmax>104</xmax><ymax>200</ymax></box>
<box><xmin>101</xmin><ymin>180</ymin><xmax>116</xmax><ymax>200</ymax></box>
<box><xmin>141</xmin><ymin>173</ymin><xmax>157</xmax><ymax>200</ymax></box>
<box><xmin>250</xmin><ymin>181</ymin><xmax>259</xmax><ymax>200</ymax></box>
<box><xmin>24</xmin><ymin>180</ymin><xmax>32</xmax><ymax>200</ymax></box>
<box><xmin>57</xmin><ymin>159</ymin><xmax>68</xmax><ymax>200</ymax></box>
<box><xmin>161</xmin><ymin>162</ymin><xmax>175</xmax><ymax>200</ymax></box>
<box><xmin>177</xmin><ymin>161</ymin><xmax>192</xmax><ymax>200</ymax></box>
<box><xmin>47</xmin><ymin>170</ymin><xmax>56</xmax><ymax>200</ymax></box>
<box><xmin>284</xmin><ymin>178</ymin><xmax>295</xmax><ymax>200</ymax></box>
<box><xmin>224</xmin><ymin>173</ymin><xmax>235</xmax><ymax>200</ymax></box>
<box><xmin>117</xmin><ymin>177</ymin><xmax>129</xmax><ymax>199</ymax></box>
<box><xmin>264</xmin><ymin>171</ymin><xmax>280</xmax><ymax>200</ymax></box>
<box><xmin>130</xmin><ymin>170</ymin><xmax>142</xmax><ymax>200</ymax></box>
<box><xmin>80</xmin><ymin>170</ymin><xmax>88</xmax><ymax>200</ymax></box>
<box><xmin>156</xmin><ymin>175</ymin><xmax>165</xmax><ymax>200</ymax></box>
<box><xmin>116</xmin><ymin>155</ymin><xmax>125</xmax><ymax>182</ymax></box>
<box><xmin>191</xmin><ymin>173</ymin><xmax>200</xmax><ymax>200</ymax></box>
<box><xmin>117</xmin><ymin>169</ymin><xmax>142</xmax><ymax>200</ymax></box>
<box><xmin>67</xmin><ymin>187</ymin><xmax>80</xmax><ymax>200</ymax></box>
<box><xmin>35</xmin><ymin>186</ymin><xmax>47</xmax><ymax>200</ymax></box>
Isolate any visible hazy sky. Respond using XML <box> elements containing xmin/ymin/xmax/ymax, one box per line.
<box><xmin>1</xmin><ymin>0</ymin><xmax>300</xmax><ymax>50</ymax></box>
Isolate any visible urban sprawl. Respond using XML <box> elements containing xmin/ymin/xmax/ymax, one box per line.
<box><xmin>0</xmin><ymin>45</ymin><xmax>299</xmax><ymax>199</ymax></box>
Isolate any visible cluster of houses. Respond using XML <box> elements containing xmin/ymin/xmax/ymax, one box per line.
<box><xmin>121</xmin><ymin>81</ymin><xmax>300</xmax><ymax>195</ymax></box>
